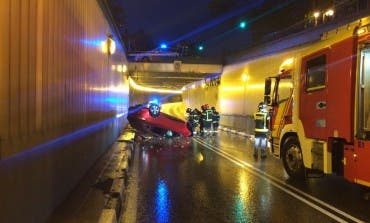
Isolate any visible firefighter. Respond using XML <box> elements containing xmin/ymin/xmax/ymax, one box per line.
<box><xmin>191</xmin><ymin>108</ymin><xmax>201</xmax><ymax>136</ymax></box>
<box><xmin>211</xmin><ymin>106</ymin><xmax>220</xmax><ymax>135</ymax></box>
<box><xmin>199</xmin><ymin>105</ymin><xmax>206</xmax><ymax>136</ymax></box>
<box><xmin>253</xmin><ymin>102</ymin><xmax>270</xmax><ymax>159</ymax></box>
<box><xmin>201</xmin><ymin>104</ymin><xmax>213</xmax><ymax>136</ymax></box>
<box><xmin>186</xmin><ymin>108</ymin><xmax>195</xmax><ymax>136</ymax></box>
<box><xmin>185</xmin><ymin>108</ymin><xmax>192</xmax><ymax>119</ymax></box>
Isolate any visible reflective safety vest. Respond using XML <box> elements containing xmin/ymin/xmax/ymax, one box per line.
<box><xmin>254</xmin><ymin>111</ymin><xmax>269</xmax><ymax>134</ymax></box>
<box><xmin>191</xmin><ymin>111</ymin><xmax>200</xmax><ymax>123</ymax></box>
<box><xmin>205</xmin><ymin>109</ymin><xmax>213</xmax><ymax>122</ymax></box>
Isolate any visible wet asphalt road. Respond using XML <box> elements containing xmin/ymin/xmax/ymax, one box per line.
<box><xmin>121</xmin><ymin>131</ymin><xmax>370</xmax><ymax>223</ymax></box>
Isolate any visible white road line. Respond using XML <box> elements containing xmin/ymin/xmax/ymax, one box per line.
<box><xmin>195</xmin><ymin>138</ymin><xmax>365</xmax><ymax>223</ymax></box>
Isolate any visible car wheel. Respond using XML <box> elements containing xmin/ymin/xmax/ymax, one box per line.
<box><xmin>282</xmin><ymin>136</ymin><xmax>305</xmax><ymax>179</ymax></box>
<box><xmin>149</xmin><ymin>104</ymin><xmax>160</xmax><ymax>118</ymax></box>
<box><xmin>165</xmin><ymin>130</ymin><xmax>173</xmax><ymax>137</ymax></box>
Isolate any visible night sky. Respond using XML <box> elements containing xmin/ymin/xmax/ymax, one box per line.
<box><xmin>122</xmin><ymin>0</ymin><xmax>212</xmax><ymax>43</ymax></box>
<box><xmin>120</xmin><ymin>0</ymin><xmax>309</xmax><ymax>60</ymax></box>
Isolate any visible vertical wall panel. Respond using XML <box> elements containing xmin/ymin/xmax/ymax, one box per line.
<box><xmin>54</xmin><ymin>1</ymin><xmax>60</xmax><ymax>129</ymax></box>
<box><xmin>9</xmin><ymin>0</ymin><xmax>21</xmax><ymax>144</ymax></box>
<box><xmin>0</xmin><ymin>1</ymin><xmax>129</xmax><ymax>221</ymax></box>
<box><xmin>49</xmin><ymin>1</ymin><xmax>56</xmax><ymax>130</ymax></box>
<box><xmin>19</xmin><ymin>0</ymin><xmax>30</xmax><ymax>139</ymax></box>
<box><xmin>35</xmin><ymin>0</ymin><xmax>44</xmax><ymax>134</ymax></box>
<box><xmin>48</xmin><ymin>1</ymin><xmax>54</xmax><ymax>130</ymax></box>
<box><xmin>60</xmin><ymin>2</ymin><xmax>67</xmax><ymax>130</ymax></box>
<box><xmin>0</xmin><ymin>0</ymin><xmax>10</xmax><ymax>147</ymax></box>
<box><xmin>58</xmin><ymin>2</ymin><xmax>63</xmax><ymax>128</ymax></box>
<box><xmin>42</xmin><ymin>0</ymin><xmax>49</xmax><ymax>132</ymax></box>
<box><xmin>0</xmin><ymin>0</ymin><xmax>129</xmax><ymax>156</ymax></box>
<box><xmin>64</xmin><ymin>4</ymin><xmax>71</xmax><ymax>127</ymax></box>
<box><xmin>35</xmin><ymin>0</ymin><xmax>44</xmax><ymax>133</ymax></box>
<box><xmin>28</xmin><ymin>0</ymin><xmax>37</xmax><ymax>138</ymax></box>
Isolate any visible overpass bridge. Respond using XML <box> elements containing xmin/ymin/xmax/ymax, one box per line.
<box><xmin>128</xmin><ymin>61</ymin><xmax>222</xmax><ymax>91</ymax></box>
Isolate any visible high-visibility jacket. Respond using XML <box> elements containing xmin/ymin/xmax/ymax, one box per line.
<box><xmin>191</xmin><ymin>110</ymin><xmax>200</xmax><ymax>123</ymax></box>
<box><xmin>254</xmin><ymin>111</ymin><xmax>270</xmax><ymax>134</ymax></box>
<box><xmin>205</xmin><ymin>109</ymin><xmax>213</xmax><ymax>122</ymax></box>
<box><xmin>202</xmin><ymin>109</ymin><xmax>213</xmax><ymax>128</ymax></box>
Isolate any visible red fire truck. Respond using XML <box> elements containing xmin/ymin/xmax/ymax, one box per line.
<box><xmin>263</xmin><ymin>16</ymin><xmax>370</xmax><ymax>187</ymax></box>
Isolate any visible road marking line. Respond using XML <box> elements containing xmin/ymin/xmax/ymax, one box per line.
<box><xmin>195</xmin><ymin>138</ymin><xmax>364</xmax><ymax>223</ymax></box>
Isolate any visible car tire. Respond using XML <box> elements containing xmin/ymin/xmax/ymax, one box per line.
<box><xmin>282</xmin><ymin>136</ymin><xmax>305</xmax><ymax>179</ymax></box>
<box><xmin>165</xmin><ymin>130</ymin><xmax>173</xmax><ymax>137</ymax></box>
<box><xmin>149</xmin><ymin>104</ymin><xmax>160</xmax><ymax>118</ymax></box>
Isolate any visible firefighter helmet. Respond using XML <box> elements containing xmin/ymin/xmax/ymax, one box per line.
<box><xmin>258</xmin><ymin>102</ymin><xmax>267</xmax><ymax>110</ymax></box>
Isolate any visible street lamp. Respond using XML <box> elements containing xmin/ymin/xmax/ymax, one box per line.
<box><xmin>325</xmin><ymin>9</ymin><xmax>334</xmax><ymax>17</ymax></box>
<box><xmin>241</xmin><ymin>73</ymin><xmax>248</xmax><ymax>115</ymax></box>
<box><xmin>239</xmin><ymin>21</ymin><xmax>247</xmax><ymax>29</ymax></box>
<box><xmin>201</xmin><ymin>82</ymin><xmax>206</xmax><ymax>88</ymax></box>
<box><xmin>101</xmin><ymin>33</ymin><xmax>116</xmax><ymax>55</ymax></box>
<box><xmin>101</xmin><ymin>34</ymin><xmax>116</xmax><ymax>76</ymax></box>
<box><xmin>313</xmin><ymin>11</ymin><xmax>320</xmax><ymax>26</ymax></box>
<box><xmin>116</xmin><ymin>64</ymin><xmax>127</xmax><ymax>73</ymax></box>
<box><xmin>323</xmin><ymin>9</ymin><xmax>334</xmax><ymax>23</ymax></box>
<box><xmin>242</xmin><ymin>73</ymin><xmax>248</xmax><ymax>82</ymax></box>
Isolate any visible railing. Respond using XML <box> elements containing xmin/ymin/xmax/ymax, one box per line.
<box><xmin>220</xmin><ymin>114</ymin><xmax>254</xmax><ymax>135</ymax></box>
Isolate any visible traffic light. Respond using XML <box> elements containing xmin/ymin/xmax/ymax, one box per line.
<box><xmin>198</xmin><ymin>45</ymin><xmax>204</xmax><ymax>51</ymax></box>
<box><xmin>239</xmin><ymin>21</ymin><xmax>247</xmax><ymax>29</ymax></box>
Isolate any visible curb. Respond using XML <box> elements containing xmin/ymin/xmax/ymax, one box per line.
<box><xmin>98</xmin><ymin>209</ymin><xmax>117</xmax><ymax>223</ymax></box>
<box><xmin>219</xmin><ymin>126</ymin><xmax>253</xmax><ymax>139</ymax></box>
<box><xmin>97</xmin><ymin>133</ymin><xmax>134</xmax><ymax>223</ymax></box>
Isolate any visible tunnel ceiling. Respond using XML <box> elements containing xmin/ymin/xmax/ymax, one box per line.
<box><xmin>129</xmin><ymin>71</ymin><xmax>211</xmax><ymax>90</ymax></box>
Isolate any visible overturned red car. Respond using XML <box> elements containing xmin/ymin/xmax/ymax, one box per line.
<box><xmin>127</xmin><ymin>103</ymin><xmax>191</xmax><ymax>137</ymax></box>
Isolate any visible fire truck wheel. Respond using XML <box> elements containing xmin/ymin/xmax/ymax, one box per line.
<box><xmin>282</xmin><ymin>136</ymin><xmax>305</xmax><ymax>179</ymax></box>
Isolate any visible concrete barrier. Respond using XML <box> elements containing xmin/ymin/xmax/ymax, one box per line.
<box><xmin>98</xmin><ymin>136</ymin><xmax>134</xmax><ymax>223</ymax></box>
<box><xmin>98</xmin><ymin>209</ymin><xmax>117</xmax><ymax>223</ymax></box>
<box><xmin>110</xmin><ymin>178</ymin><xmax>125</xmax><ymax>200</ymax></box>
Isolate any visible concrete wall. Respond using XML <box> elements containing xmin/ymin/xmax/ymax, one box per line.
<box><xmin>128</xmin><ymin>62</ymin><xmax>223</xmax><ymax>73</ymax></box>
<box><xmin>183</xmin><ymin>49</ymin><xmax>294</xmax><ymax>134</ymax></box>
<box><xmin>182</xmin><ymin>84</ymin><xmax>219</xmax><ymax>111</ymax></box>
<box><xmin>0</xmin><ymin>0</ymin><xmax>129</xmax><ymax>222</ymax></box>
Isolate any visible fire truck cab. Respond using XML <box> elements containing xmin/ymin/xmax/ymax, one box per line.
<box><xmin>264</xmin><ymin>17</ymin><xmax>370</xmax><ymax>187</ymax></box>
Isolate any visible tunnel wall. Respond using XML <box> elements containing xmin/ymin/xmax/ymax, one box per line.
<box><xmin>183</xmin><ymin>52</ymin><xmax>295</xmax><ymax>134</ymax></box>
<box><xmin>182</xmin><ymin>84</ymin><xmax>219</xmax><ymax>111</ymax></box>
<box><xmin>0</xmin><ymin>0</ymin><xmax>129</xmax><ymax>222</ymax></box>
